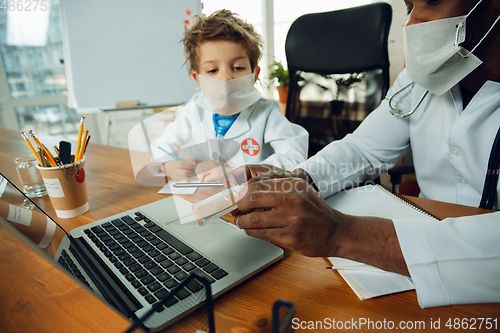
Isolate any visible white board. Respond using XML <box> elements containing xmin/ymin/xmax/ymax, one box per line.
<box><xmin>60</xmin><ymin>0</ymin><xmax>201</xmax><ymax>112</ymax></box>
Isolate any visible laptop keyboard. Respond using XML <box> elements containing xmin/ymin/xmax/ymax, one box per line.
<box><xmin>58</xmin><ymin>249</ymin><xmax>93</xmax><ymax>290</ymax></box>
<box><xmin>74</xmin><ymin>212</ymin><xmax>227</xmax><ymax>312</ymax></box>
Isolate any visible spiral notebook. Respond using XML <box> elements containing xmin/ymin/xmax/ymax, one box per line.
<box><xmin>325</xmin><ymin>184</ymin><xmax>440</xmax><ymax>300</ymax></box>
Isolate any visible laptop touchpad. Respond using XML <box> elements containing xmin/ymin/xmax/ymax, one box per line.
<box><xmin>167</xmin><ymin>218</ymin><xmax>237</xmax><ymax>247</ymax></box>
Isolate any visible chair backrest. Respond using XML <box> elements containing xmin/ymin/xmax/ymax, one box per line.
<box><xmin>284</xmin><ymin>3</ymin><xmax>392</xmax><ymax>122</ymax></box>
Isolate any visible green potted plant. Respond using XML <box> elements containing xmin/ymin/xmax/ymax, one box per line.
<box><xmin>268</xmin><ymin>60</ymin><xmax>289</xmax><ymax>103</ymax></box>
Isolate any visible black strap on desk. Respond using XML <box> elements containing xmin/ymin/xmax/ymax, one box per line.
<box><xmin>479</xmin><ymin>126</ymin><xmax>500</xmax><ymax>210</ymax></box>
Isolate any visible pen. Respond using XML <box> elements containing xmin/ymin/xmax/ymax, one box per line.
<box><xmin>75</xmin><ymin>116</ymin><xmax>85</xmax><ymax>162</ymax></box>
<box><xmin>37</xmin><ymin>146</ymin><xmax>46</xmax><ymax>167</ymax></box>
<box><xmin>173</xmin><ymin>182</ymin><xmax>224</xmax><ymax>188</ymax></box>
<box><xmin>82</xmin><ymin>135</ymin><xmax>91</xmax><ymax>157</ymax></box>
<box><xmin>326</xmin><ymin>266</ymin><xmax>384</xmax><ymax>271</ymax></box>
<box><xmin>152</xmin><ymin>142</ymin><xmax>185</xmax><ymax>162</ymax></box>
<box><xmin>20</xmin><ymin>132</ymin><xmax>43</xmax><ymax>166</ymax></box>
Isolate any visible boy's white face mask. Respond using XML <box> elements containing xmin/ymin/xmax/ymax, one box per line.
<box><xmin>404</xmin><ymin>0</ymin><xmax>499</xmax><ymax>96</ymax></box>
<box><xmin>195</xmin><ymin>72</ymin><xmax>262</xmax><ymax>116</ymax></box>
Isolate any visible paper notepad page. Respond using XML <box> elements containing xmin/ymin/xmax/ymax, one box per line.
<box><xmin>325</xmin><ymin>184</ymin><xmax>439</xmax><ymax>300</ymax></box>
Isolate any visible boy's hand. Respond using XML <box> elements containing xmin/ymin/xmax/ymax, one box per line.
<box><xmin>195</xmin><ymin>160</ymin><xmax>233</xmax><ymax>183</ymax></box>
<box><xmin>195</xmin><ymin>160</ymin><xmax>216</xmax><ymax>175</ymax></box>
<box><xmin>162</xmin><ymin>159</ymin><xmax>197</xmax><ymax>183</ymax></box>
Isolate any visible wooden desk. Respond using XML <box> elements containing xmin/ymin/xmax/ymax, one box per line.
<box><xmin>1</xmin><ymin>129</ymin><xmax>498</xmax><ymax>332</ymax></box>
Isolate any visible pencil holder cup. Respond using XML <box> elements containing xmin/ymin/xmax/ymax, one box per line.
<box><xmin>36</xmin><ymin>157</ymin><xmax>89</xmax><ymax>218</ymax></box>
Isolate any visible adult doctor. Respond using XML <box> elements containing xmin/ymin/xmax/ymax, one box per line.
<box><xmin>230</xmin><ymin>0</ymin><xmax>500</xmax><ymax>308</ymax></box>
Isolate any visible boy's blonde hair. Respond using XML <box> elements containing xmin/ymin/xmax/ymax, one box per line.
<box><xmin>182</xmin><ymin>9</ymin><xmax>263</xmax><ymax>74</ymax></box>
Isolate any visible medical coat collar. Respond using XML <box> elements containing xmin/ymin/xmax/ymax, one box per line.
<box><xmin>200</xmin><ymin>102</ymin><xmax>257</xmax><ymax>139</ymax></box>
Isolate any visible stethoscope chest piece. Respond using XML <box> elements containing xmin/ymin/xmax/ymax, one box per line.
<box><xmin>390</xmin><ymin>108</ymin><xmax>406</xmax><ymax>117</ymax></box>
<box><xmin>389</xmin><ymin>81</ymin><xmax>429</xmax><ymax>118</ymax></box>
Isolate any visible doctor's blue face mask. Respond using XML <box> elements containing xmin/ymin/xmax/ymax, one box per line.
<box><xmin>195</xmin><ymin>72</ymin><xmax>262</xmax><ymax>116</ymax></box>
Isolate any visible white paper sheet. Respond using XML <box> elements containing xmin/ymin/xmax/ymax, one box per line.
<box><xmin>324</xmin><ymin>185</ymin><xmax>437</xmax><ymax>300</ymax></box>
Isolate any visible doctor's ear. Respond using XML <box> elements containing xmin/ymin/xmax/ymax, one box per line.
<box><xmin>192</xmin><ymin>72</ymin><xmax>201</xmax><ymax>87</ymax></box>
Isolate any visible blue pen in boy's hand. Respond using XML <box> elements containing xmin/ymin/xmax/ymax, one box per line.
<box><xmin>152</xmin><ymin>143</ymin><xmax>185</xmax><ymax>162</ymax></box>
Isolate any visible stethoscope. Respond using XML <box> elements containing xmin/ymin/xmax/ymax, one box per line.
<box><xmin>213</xmin><ymin>113</ymin><xmax>238</xmax><ymax>138</ymax></box>
<box><xmin>208</xmin><ymin>113</ymin><xmax>239</xmax><ymax>163</ymax></box>
<box><xmin>388</xmin><ymin>81</ymin><xmax>499</xmax><ymax>209</ymax></box>
<box><xmin>389</xmin><ymin>82</ymin><xmax>429</xmax><ymax>118</ymax></box>
<box><xmin>209</xmin><ymin>114</ymin><xmax>240</xmax><ymax>188</ymax></box>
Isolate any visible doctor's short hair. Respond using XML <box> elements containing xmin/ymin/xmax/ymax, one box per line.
<box><xmin>182</xmin><ymin>9</ymin><xmax>263</xmax><ymax>74</ymax></box>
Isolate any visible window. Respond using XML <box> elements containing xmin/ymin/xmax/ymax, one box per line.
<box><xmin>0</xmin><ymin>1</ymin><xmax>66</xmax><ymax>97</ymax></box>
<box><xmin>0</xmin><ymin>0</ymin><xmax>78</xmax><ymax>137</ymax></box>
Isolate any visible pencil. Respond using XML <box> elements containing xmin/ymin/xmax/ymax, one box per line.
<box><xmin>29</xmin><ymin>130</ymin><xmax>56</xmax><ymax>167</ymax></box>
<box><xmin>28</xmin><ymin>130</ymin><xmax>41</xmax><ymax>145</ymax></box>
<box><xmin>75</xmin><ymin>116</ymin><xmax>85</xmax><ymax>162</ymax></box>
<box><xmin>53</xmin><ymin>145</ymin><xmax>59</xmax><ymax>156</ymax></box>
<box><xmin>20</xmin><ymin>132</ymin><xmax>43</xmax><ymax>166</ymax></box>
<box><xmin>42</xmin><ymin>144</ymin><xmax>57</xmax><ymax>167</ymax></box>
<box><xmin>76</xmin><ymin>129</ymin><xmax>89</xmax><ymax>162</ymax></box>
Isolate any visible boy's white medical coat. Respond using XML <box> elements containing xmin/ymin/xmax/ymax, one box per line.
<box><xmin>151</xmin><ymin>94</ymin><xmax>308</xmax><ymax>171</ymax></box>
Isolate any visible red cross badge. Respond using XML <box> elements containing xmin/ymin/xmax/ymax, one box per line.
<box><xmin>241</xmin><ymin>138</ymin><xmax>260</xmax><ymax>156</ymax></box>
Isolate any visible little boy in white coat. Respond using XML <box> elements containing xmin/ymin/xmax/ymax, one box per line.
<box><xmin>149</xmin><ymin>9</ymin><xmax>308</xmax><ymax>183</ymax></box>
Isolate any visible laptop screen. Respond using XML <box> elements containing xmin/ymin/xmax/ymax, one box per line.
<box><xmin>0</xmin><ymin>172</ymin><xmax>216</xmax><ymax>332</ymax></box>
<box><xmin>0</xmin><ymin>173</ymin><xmax>67</xmax><ymax>250</ymax></box>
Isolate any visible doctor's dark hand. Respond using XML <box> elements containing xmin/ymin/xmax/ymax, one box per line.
<box><xmin>233</xmin><ymin>177</ymin><xmax>410</xmax><ymax>276</ymax></box>
<box><xmin>233</xmin><ymin>177</ymin><xmax>341</xmax><ymax>257</ymax></box>
<box><xmin>226</xmin><ymin>164</ymin><xmax>313</xmax><ymax>187</ymax></box>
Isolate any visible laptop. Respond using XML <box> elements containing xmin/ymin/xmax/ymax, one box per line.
<box><xmin>0</xmin><ymin>172</ymin><xmax>283</xmax><ymax>332</ymax></box>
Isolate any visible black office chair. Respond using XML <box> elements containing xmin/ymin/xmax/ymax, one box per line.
<box><xmin>285</xmin><ymin>3</ymin><xmax>392</xmax><ymax>155</ymax></box>
<box><xmin>285</xmin><ymin>3</ymin><xmax>414</xmax><ymax>193</ymax></box>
